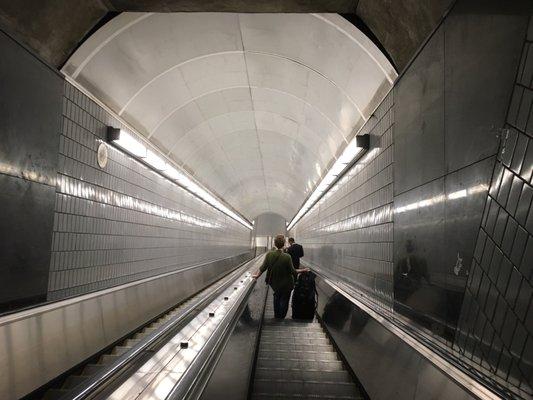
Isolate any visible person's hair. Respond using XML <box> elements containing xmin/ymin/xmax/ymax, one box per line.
<box><xmin>288</xmin><ymin>237</ymin><xmax>295</xmax><ymax>243</ymax></box>
<box><xmin>274</xmin><ymin>234</ymin><xmax>285</xmax><ymax>249</ymax></box>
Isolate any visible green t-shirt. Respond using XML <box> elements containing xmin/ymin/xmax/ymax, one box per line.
<box><xmin>260</xmin><ymin>249</ymin><xmax>298</xmax><ymax>293</ymax></box>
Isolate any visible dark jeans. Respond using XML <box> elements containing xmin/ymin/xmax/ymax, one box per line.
<box><xmin>273</xmin><ymin>290</ymin><xmax>291</xmax><ymax>319</ymax></box>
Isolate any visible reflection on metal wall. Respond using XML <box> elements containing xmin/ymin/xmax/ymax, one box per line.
<box><xmin>47</xmin><ymin>82</ymin><xmax>251</xmax><ymax>300</ymax></box>
<box><xmin>0</xmin><ymin>29</ymin><xmax>63</xmax><ymax>313</ymax></box>
<box><xmin>293</xmin><ymin>91</ymin><xmax>394</xmax><ymax>309</ymax></box>
<box><xmin>455</xmin><ymin>21</ymin><xmax>533</xmax><ymax>396</ymax></box>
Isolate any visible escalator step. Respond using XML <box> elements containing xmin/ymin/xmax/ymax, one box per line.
<box><xmin>260</xmin><ymin>338</ymin><xmax>331</xmax><ymax>346</ymax></box>
<box><xmin>258</xmin><ymin>350</ymin><xmax>338</xmax><ymax>361</ymax></box>
<box><xmin>256</xmin><ymin>358</ymin><xmax>344</xmax><ymax>371</ymax></box>
<box><xmin>255</xmin><ymin>368</ymin><xmax>351</xmax><ymax>382</ymax></box>
<box><xmin>111</xmin><ymin>345</ymin><xmax>132</xmax><ymax>356</ymax></box>
<box><xmin>98</xmin><ymin>354</ymin><xmax>120</xmax><ymax>365</ymax></box>
<box><xmin>252</xmin><ymin>394</ymin><xmax>359</xmax><ymax>400</ymax></box>
<box><xmin>253</xmin><ymin>380</ymin><xmax>361</xmax><ymax>398</ymax></box>
<box><xmin>263</xmin><ymin>323</ymin><xmax>324</xmax><ymax>333</ymax></box>
<box><xmin>123</xmin><ymin>338</ymin><xmax>141</xmax><ymax>347</ymax></box>
<box><xmin>259</xmin><ymin>343</ymin><xmax>334</xmax><ymax>353</ymax></box>
<box><xmin>261</xmin><ymin>331</ymin><xmax>325</xmax><ymax>339</ymax></box>
<box><xmin>42</xmin><ymin>389</ymin><xmax>70</xmax><ymax>400</ymax></box>
<box><xmin>61</xmin><ymin>375</ymin><xmax>87</xmax><ymax>389</ymax></box>
<box><xmin>82</xmin><ymin>363</ymin><xmax>104</xmax><ymax>375</ymax></box>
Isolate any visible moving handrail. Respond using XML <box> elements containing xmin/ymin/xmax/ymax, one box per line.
<box><xmin>63</xmin><ymin>258</ymin><xmax>260</xmax><ymax>400</ymax></box>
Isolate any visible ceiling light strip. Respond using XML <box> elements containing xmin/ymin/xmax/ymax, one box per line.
<box><xmin>107</xmin><ymin>127</ymin><xmax>253</xmax><ymax>230</ymax></box>
<box><xmin>286</xmin><ymin>134</ymin><xmax>370</xmax><ymax>231</ymax></box>
<box><xmin>64</xmin><ymin>76</ymin><xmax>252</xmax><ymax>230</ymax></box>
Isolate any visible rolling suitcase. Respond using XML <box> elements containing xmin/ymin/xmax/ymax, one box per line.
<box><xmin>291</xmin><ymin>272</ymin><xmax>317</xmax><ymax>320</ymax></box>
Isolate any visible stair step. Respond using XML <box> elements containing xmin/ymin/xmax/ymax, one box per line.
<box><xmin>252</xmin><ymin>394</ymin><xmax>359</xmax><ymax>400</ymax></box>
<box><xmin>255</xmin><ymin>368</ymin><xmax>351</xmax><ymax>383</ymax></box>
<box><xmin>257</xmin><ymin>358</ymin><xmax>344</xmax><ymax>371</ymax></box>
<box><xmin>261</xmin><ymin>331</ymin><xmax>325</xmax><ymax>339</ymax></box>
<box><xmin>133</xmin><ymin>327</ymin><xmax>157</xmax><ymax>339</ymax></box>
<box><xmin>253</xmin><ymin>380</ymin><xmax>360</xmax><ymax>398</ymax></box>
<box><xmin>123</xmin><ymin>338</ymin><xmax>141</xmax><ymax>347</ymax></box>
<box><xmin>42</xmin><ymin>389</ymin><xmax>70</xmax><ymax>400</ymax></box>
<box><xmin>258</xmin><ymin>350</ymin><xmax>338</xmax><ymax>361</ymax></box>
<box><xmin>61</xmin><ymin>374</ymin><xmax>87</xmax><ymax>389</ymax></box>
<box><xmin>263</xmin><ymin>322</ymin><xmax>324</xmax><ymax>332</ymax></box>
<box><xmin>260</xmin><ymin>338</ymin><xmax>330</xmax><ymax>346</ymax></box>
<box><xmin>112</xmin><ymin>345</ymin><xmax>131</xmax><ymax>356</ymax></box>
<box><xmin>98</xmin><ymin>354</ymin><xmax>120</xmax><ymax>365</ymax></box>
<box><xmin>259</xmin><ymin>343</ymin><xmax>334</xmax><ymax>353</ymax></box>
<box><xmin>82</xmin><ymin>363</ymin><xmax>104</xmax><ymax>375</ymax></box>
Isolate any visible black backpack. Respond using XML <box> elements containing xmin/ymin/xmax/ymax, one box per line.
<box><xmin>291</xmin><ymin>272</ymin><xmax>317</xmax><ymax>320</ymax></box>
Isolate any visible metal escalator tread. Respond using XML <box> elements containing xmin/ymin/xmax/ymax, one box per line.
<box><xmin>252</xmin><ymin>291</ymin><xmax>363</xmax><ymax>400</ymax></box>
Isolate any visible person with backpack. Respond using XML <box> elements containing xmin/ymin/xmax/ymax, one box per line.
<box><xmin>252</xmin><ymin>234</ymin><xmax>309</xmax><ymax>319</ymax></box>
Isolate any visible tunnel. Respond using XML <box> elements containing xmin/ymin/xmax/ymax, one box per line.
<box><xmin>0</xmin><ymin>1</ymin><xmax>532</xmax><ymax>399</ymax></box>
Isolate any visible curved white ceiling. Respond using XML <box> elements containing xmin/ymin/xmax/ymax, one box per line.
<box><xmin>63</xmin><ymin>12</ymin><xmax>397</xmax><ymax>220</ymax></box>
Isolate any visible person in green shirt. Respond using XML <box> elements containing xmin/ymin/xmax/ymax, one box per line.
<box><xmin>252</xmin><ymin>234</ymin><xmax>309</xmax><ymax>319</ymax></box>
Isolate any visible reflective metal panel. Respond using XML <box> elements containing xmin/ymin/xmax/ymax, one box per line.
<box><xmin>443</xmin><ymin>1</ymin><xmax>526</xmax><ymax>173</ymax></box>
<box><xmin>0</xmin><ymin>29</ymin><xmax>63</xmax><ymax>311</ymax></box>
<box><xmin>316</xmin><ymin>276</ymin><xmax>478</xmax><ymax>400</ymax></box>
<box><xmin>394</xmin><ymin>25</ymin><xmax>445</xmax><ymax>195</ymax></box>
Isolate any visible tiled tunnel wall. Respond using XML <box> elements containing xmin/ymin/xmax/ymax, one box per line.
<box><xmin>454</xmin><ymin>22</ymin><xmax>533</xmax><ymax>394</ymax></box>
<box><xmin>293</xmin><ymin>91</ymin><xmax>395</xmax><ymax>310</ymax></box>
<box><xmin>47</xmin><ymin>81</ymin><xmax>251</xmax><ymax>300</ymax></box>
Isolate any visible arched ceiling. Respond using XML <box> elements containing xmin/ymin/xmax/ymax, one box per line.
<box><xmin>62</xmin><ymin>13</ymin><xmax>396</xmax><ymax>220</ymax></box>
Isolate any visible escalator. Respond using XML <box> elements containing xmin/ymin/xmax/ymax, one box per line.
<box><xmin>32</xmin><ymin>257</ymin><xmax>367</xmax><ymax>400</ymax></box>
<box><xmin>250</xmin><ymin>290</ymin><xmax>364</xmax><ymax>400</ymax></box>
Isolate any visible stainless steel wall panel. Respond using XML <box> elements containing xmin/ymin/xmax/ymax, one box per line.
<box><xmin>0</xmin><ymin>252</ymin><xmax>251</xmax><ymax>400</ymax></box>
<box><xmin>0</xmin><ymin>29</ymin><xmax>63</xmax><ymax>312</ymax></box>
<box><xmin>394</xmin><ymin>25</ymin><xmax>445</xmax><ymax>196</ymax></box>
<box><xmin>443</xmin><ymin>2</ymin><xmax>526</xmax><ymax>173</ymax></box>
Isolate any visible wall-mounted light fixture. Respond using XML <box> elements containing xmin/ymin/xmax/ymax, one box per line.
<box><xmin>107</xmin><ymin>127</ymin><xmax>253</xmax><ymax>230</ymax></box>
<box><xmin>287</xmin><ymin>134</ymin><xmax>370</xmax><ymax>231</ymax></box>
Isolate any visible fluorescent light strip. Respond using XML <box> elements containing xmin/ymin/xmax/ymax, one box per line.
<box><xmin>107</xmin><ymin>128</ymin><xmax>253</xmax><ymax>230</ymax></box>
<box><xmin>287</xmin><ymin>134</ymin><xmax>369</xmax><ymax>231</ymax></box>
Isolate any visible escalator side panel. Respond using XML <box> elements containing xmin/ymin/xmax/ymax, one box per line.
<box><xmin>315</xmin><ymin>278</ymin><xmax>476</xmax><ymax>400</ymax></box>
<box><xmin>199</xmin><ymin>277</ymin><xmax>268</xmax><ymax>400</ymax></box>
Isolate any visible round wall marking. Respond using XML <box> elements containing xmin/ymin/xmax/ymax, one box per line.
<box><xmin>97</xmin><ymin>142</ymin><xmax>108</xmax><ymax>169</ymax></box>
